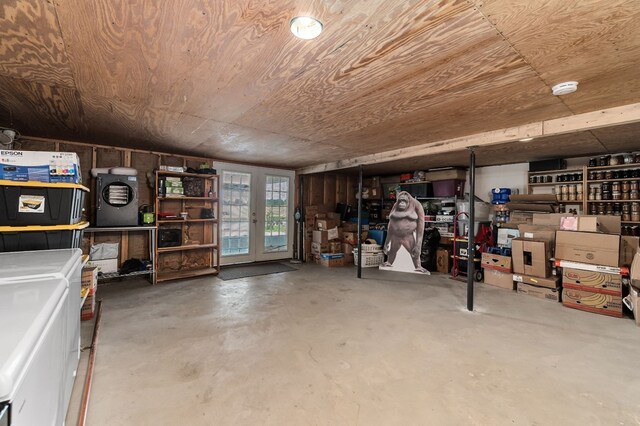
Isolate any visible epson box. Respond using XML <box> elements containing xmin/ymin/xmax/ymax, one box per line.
<box><xmin>0</xmin><ymin>150</ymin><xmax>82</xmax><ymax>184</ymax></box>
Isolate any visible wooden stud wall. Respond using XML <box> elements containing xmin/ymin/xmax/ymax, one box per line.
<box><xmin>303</xmin><ymin>172</ymin><xmax>357</xmax><ymax>211</ymax></box>
<box><xmin>17</xmin><ymin>136</ymin><xmax>226</xmax><ymax>269</ymax></box>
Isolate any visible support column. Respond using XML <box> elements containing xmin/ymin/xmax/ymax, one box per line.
<box><xmin>357</xmin><ymin>165</ymin><xmax>363</xmax><ymax>278</ymax></box>
<box><xmin>467</xmin><ymin>147</ymin><xmax>477</xmax><ymax>311</ymax></box>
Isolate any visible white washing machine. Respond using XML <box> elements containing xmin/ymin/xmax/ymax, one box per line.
<box><xmin>0</xmin><ymin>249</ymin><xmax>83</xmax><ymax>425</ymax></box>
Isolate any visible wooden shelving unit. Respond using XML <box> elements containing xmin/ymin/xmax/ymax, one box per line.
<box><xmin>526</xmin><ymin>166</ymin><xmax>586</xmax><ymax>213</ymax></box>
<box><xmin>154</xmin><ymin>170</ymin><xmax>220</xmax><ymax>283</ymax></box>
<box><xmin>585</xmin><ymin>161</ymin><xmax>640</xmax><ymax>224</ymax></box>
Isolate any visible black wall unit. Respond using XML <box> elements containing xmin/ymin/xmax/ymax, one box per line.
<box><xmin>528</xmin><ymin>159</ymin><xmax>567</xmax><ymax>172</ymax></box>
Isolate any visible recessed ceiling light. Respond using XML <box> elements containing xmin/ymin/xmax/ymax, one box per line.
<box><xmin>551</xmin><ymin>81</ymin><xmax>578</xmax><ymax>96</ymax></box>
<box><xmin>519</xmin><ymin>137</ymin><xmax>534</xmax><ymax>142</ymax></box>
<box><xmin>290</xmin><ymin>16</ymin><xmax>323</xmax><ymax>40</ymax></box>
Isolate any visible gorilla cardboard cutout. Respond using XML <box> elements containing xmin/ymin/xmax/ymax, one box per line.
<box><xmin>381</xmin><ymin>191</ymin><xmax>429</xmax><ymax>274</ymax></box>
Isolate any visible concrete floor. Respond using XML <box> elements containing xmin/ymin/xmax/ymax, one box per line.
<box><xmin>79</xmin><ymin>264</ymin><xmax>640</xmax><ymax>425</ymax></box>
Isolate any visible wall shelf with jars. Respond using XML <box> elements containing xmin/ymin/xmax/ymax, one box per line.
<box><xmin>586</xmin><ymin>154</ymin><xmax>640</xmax><ymax>232</ymax></box>
<box><xmin>527</xmin><ymin>168</ymin><xmax>585</xmax><ymax>213</ymax></box>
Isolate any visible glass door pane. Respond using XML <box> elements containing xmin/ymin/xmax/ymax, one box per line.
<box><xmin>264</xmin><ymin>175</ymin><xmax>289</xmax><ymax>253</ymax></box>
<box><xmin>221</xmin><ymin>171</ymin><xmax>252</xmax><ymax>257</ymax></box>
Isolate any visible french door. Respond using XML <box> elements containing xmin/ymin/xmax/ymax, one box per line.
<box><xmin>219</xmin><ymin>163</ymin><xmax>294</xmax><ymax>265</ymax></box>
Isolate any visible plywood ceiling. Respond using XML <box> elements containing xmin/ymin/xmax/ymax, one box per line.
<box><xmin>0</xmin><ymin>0</ymin><xmax>639</xmax><ymax>169</ymax></box>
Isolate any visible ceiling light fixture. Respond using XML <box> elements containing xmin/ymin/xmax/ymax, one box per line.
<box><xmin>551</xmin><ymin>81</ymin><xmax>578</xmax><ymax>96</ymax></box>
<box><xmin>519</xmin><ymin>137</ymin><xmax>534</xmax><ymax>142</ymax></box>
<box><xmin>290</xmin><ymin>16</ymin><xmax>323</xmax><ymax>40</ymax></box>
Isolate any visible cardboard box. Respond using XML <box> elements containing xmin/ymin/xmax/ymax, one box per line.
<box><xmin>319</xmin><ymin>255</ymin><xmax>345</xmax><ymax>268</ymax></box>
<box><xmin>81</xmin><ymin>292</ymin><xmax>96</xmax><ymax>321</ymax></box>
<box><xmin>507</xmin><ymin>212</ymin><xmax>534</xmax><ymax>224</ymax></box>
<box><xmin>562</xmin><ymin>288</ymin><xmax>623</xmax><ymax>317</ymax></box>
<box><xmin>342</xmin><ymin>243</ymin><xmax>354</xmax><ymax>255</ymax></box>
<box><xmin>497</xmin><ymin>228</ymin><xmax>520</xmax><ymax>248</ymax></box>
<box><xmin>0</xmin><ymin>150</ymin><xmax>82</xmax><ymax>184</ymax></box>
<box><xmin>326</xmin><ymin>212</ymin><xmax>342</xmax><ymax>220</ymax></box>
<box><xmin>481</xmin><ymin>252</ymin><xmax>512</xmax><ymax>272</ymax></box>
<box><xmin>518</xmin><ymin>224</ymin><xmax>556</xmax><ymax>245</ymax></box>
<box><xmin>533</xmin><ymin>214</ymin><xmax>621</xmax><ymax>235</ymax></box>
<box><xmin>342</xmin><ymin>222</ymin><xmax>359</xmax><ymax>232</ymax></box>
<box><xmin>483</xmin><ymin>269</ymin><xmax>515</xmax><ymax>290</ymax></box>
<box><xmin>343</xmin><ymin>254</ymin><xmax>355</xmax><ymax>264</ymax></box>
<box><xmin>620</xmin><ymin>236</ymin><xmax>639</xmax><ymax>266</ymax></box>
<box><xmin>327</xmin><ymin>227</ymin><xmax>342</xmax><ymax>241</ymax></box>
<box><xmin>317</xmin><ymin>219</ymin><xmax>339</xmax><ymax>230</ymax></box>
<box><xmin>623</xmin><ymin>285</ymin><xmax>640</xmax><ymax>327</ymax></box>
<box><xmin>311</xmin><ymin>242</ymin><xmax>330</xmax><ymax>254</ymax></box>
<box><xmin>512</xmin><ymin>238</ymin><xmax>551</xmax><ymax>278</ymax></box>
<box><xmin>81</xmin><ymin>266</ymin><xmax>98</xmax><ymax>293</ymax></box>
<box><xmin>86</xmin><ymin>258</ymin><xmax>118</xmax><ymax>274</ymax></box>
<box><xmin>517</xmin><ymin>282</ymin><xmax>560</xmax><ymax>302</ymax></box>
<box><xmin>512</xmin><ymin>273</ymin><xmax>560</xmax><ymax>289</ymax></box>
<box><xmin>562</xmin><ymin>268</ymin><xmax>622</xmax><ymax>296</ymax></box>
<box><xmin>436</xmin><ymin>248</ymin><xmax>451</xmax><ymax>274</ymax></box>
<box><xmin>329</xmin><ymin>241</ymin><xmax>342</xmax><ymax>253</ymax></box>
<box><xmin>343</xmin><ymin>231</ymin><xmax>368</xmax><ymax>245</ymax></box>
<box><xmin>555</xmin><ymin>231</ymin><xmax>620</xmax><ymax>267</ymax></box>
<box><xmin>312</xmin><ymin>230</ymin><xmax>337</xmax><ymax>244</ymax></box>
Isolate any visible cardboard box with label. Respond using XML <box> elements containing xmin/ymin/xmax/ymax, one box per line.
<box><xmin>555</xmin><ymin>231</ymin><xmax>620</xmax><ymax>267</ymax></box>
<box><xmin>562</xmin><ymin>288</ymin><xmax>623</xmax><ymax>317</ymax></box>
<box><xmin>481</xmin><ymin>252</ymin><xmax>512</xmax><ymax>272</ymax></box>
<box><xmin>0</xmin><ymin>150</ymin><xmax>82</xmax><ymax>184</ymax></box>
<box><xmin>483</xmin><ymin>269</ymin><xmax>515</xmax><ymax>290</ymax></box>
<box><xmin>518</xmin><ymin>224</ymin><xmax>556</xmax><ymax>245</ymax></box>
<box><xmin>512</xmin><ymin>238</ymin><xmax>551</xmax><ymax>278</ymax></box>
<box><xmin>512</xmin><ymin>273</ymin><xmax>560</xmax><ymax>289</ymax></box>
<box><xmin>497</xmin><ymin>228</ymin><xmax>520</xmax><ymax>248</ymax></box>
<box><xmin>313</xmin><ymin>230</ymin><xmax>329</xmax><ymax>244</ymax></box>
<box><xmin>81</xmin><ymin>266</ymin><xmax>98</xmax><ymax>293</ymax></box>
<box><xmin>319</xmin><ymin>253</ymin><xmax>345</xmax><ymax>268</ymax></box>
<box><xmin>562</xmin><ymin>268</ymin><xmax>622</xmax><ymax>295</ymax></box>
<box><xmin>327</xmin><ymin>227</ymin><xmax>342</xmax><ymax>241</ymax></box>
<box><xmin>516</xmin><ymin>282</ymin><xmax>560</xmax><ymax>302</ymax></box>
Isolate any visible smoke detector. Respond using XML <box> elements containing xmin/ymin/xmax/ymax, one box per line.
<box><xmin>552</xmin><ymin>81</ymin><xmax>578</xmax><ymax>96</ymax></box>
<box><xmin>0</xmin><ymin>129</ymin><xmax>17</xmax><ymax>146</ymax></box>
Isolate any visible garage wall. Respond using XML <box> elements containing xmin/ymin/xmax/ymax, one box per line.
<box><xmin>302</xmin><ymin>173</ymin><xmax>358</xmax><ymax>211</ymax></box>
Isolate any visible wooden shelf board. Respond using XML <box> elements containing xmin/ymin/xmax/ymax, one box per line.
<box><xmin>158</xmin><ymin>196</ymin><xmax>219</xmax><ymax>201</ymax></box>
<box><xmin>622</xmin><ymin>221</ymin><xmax>640</xmax><ymax>224</ymax></box>
<box><xmin>157</xmin><ymin>171</ymin><xmax>218</xmax><ymax>178</ymax></box>
<box><xmin>587</xmin><ymin>163</ymin><xmax>640</xmax><ymax>171</ymax></box>
<box><xmin>587</xmin><ymin>177</ymin><xmax>640</xmax><ymax>183</ymax></box>
<box><xmin>586</xmin><ymin>200</ymin><xmax>640</xmax><ymax>203</ymax></box>
<box><xmin>528</xmin><ymin>182</ymin><xmax>577</xmax><ymax>186</ymax></box>
<box><xmin>157</xmin><ymin>243</ymin><xmax>218</xmax><ymax>253</ymax></box>
<box><xmin>156</xmin><ymin>267</ymin><xmax>219</xmax><ymax>282</ymax></box>
<box><xmin>157</xmin><ymin>218</ymin><xmax>218</xmax><ymax>224</ymax></box>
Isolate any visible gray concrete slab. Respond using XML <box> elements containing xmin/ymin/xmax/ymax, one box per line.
<box><xmin>82</xmin><ymin>264</ymin><xmax>640</xmax><ymax>425</ymax></box>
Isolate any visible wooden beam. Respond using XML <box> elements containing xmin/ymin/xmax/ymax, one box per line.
<box><xmin>298</xmin><ymin>102</ymin><xmax>640</xmax><ymax>174</ymax></box>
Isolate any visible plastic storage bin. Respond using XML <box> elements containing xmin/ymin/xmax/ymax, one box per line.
<box><xmin>491</xmin><ymin>188</ymin><xmax>511</xmax><ymax>204</ymax></box>
<box><xmin>0</xmin><ymin>181</ymin><xmax>88</xmax><ymax>226</ymax></box>
<box><xmin>433</xmin><ymin>179</ymin><xmax>465</xmax><ymax>197</ymax></box>
<box><xmin>0</xmin><ymin>222</ymin><xmax>88</xmax><ymax>252</ymax></box>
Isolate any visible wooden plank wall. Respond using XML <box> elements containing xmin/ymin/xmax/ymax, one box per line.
<box><xmin>302</xmin><ymin>172</ymin><xmax>357</xmax><ymax>211</ymax></box>
<box><xmin>17</xmin><ymin>136</ymin><xmax>221</xmax><ymax>267</ymax></box>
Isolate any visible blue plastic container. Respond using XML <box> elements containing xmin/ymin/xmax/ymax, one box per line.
<box><xmin>368</xmin><ymin>229</ymin><xmax>387</xmax><ymax>246</ymax></box>
<box><xmin>491</xmin><ymin>188</ymin><xmax>511</xmax><ymax>205</ymax></box>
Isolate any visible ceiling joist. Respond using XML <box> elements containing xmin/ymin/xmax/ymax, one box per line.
<box><xmin>298</xmin><ymin>102</ymin><xmax>640</xmax><ymax>174</ymax></box>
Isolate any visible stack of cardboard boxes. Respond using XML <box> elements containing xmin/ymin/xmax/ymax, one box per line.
<box><xmin>305</xmin><ymin>206</ymin><xmax>368</xmax><ymax>267</ymax></box>
<box><xmin>512</xmin><ymin>222</ymin><xmax>560</xmax><ymax>301</ymax></box>
<box><xmin>554</xmin><ymin>217</ymin><xmax>623</xmax><ymax>317</ymax></box>
<box><xmin>481</xmin><ymin>213</ymin><xmax>640</xmax><ymax>320</ymax></box>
